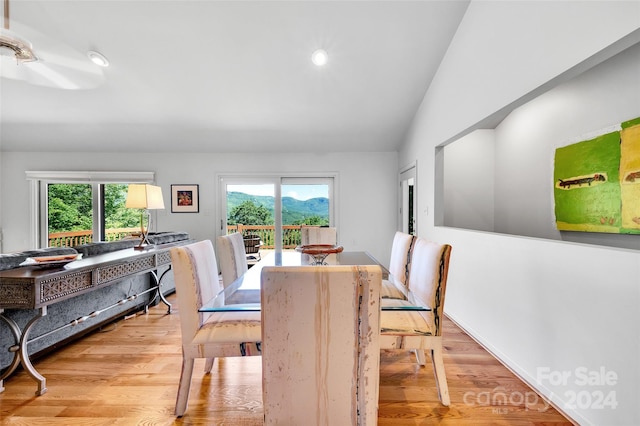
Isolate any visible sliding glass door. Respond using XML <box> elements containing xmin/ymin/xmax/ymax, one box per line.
<box><xmin>281</xmin><ymin>177</ymin><xmax>333</xmax><ymax>248</ymax></box>
<box><xmin>224</xmin><ymin>180</ymin><xmax>278</xmax><ymax>249</ymax></box>
<box><xmin>219</xmin><ymin>175</ymin><xmax>334</xmax><ymax>251</ymax></box>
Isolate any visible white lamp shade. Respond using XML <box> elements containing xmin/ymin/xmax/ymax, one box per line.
<box><xmin>125</xmin><ymin>184</ymin><xmax>165</xmax><ymax>209</ymax></box>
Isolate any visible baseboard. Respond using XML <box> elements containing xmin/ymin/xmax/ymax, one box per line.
<box><xmin>444</xmin><ymin>312</ymin><xmax>579</xmax><ymax>425</ymax></box>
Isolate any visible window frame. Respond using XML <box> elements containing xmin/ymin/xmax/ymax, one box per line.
<box><xmin>26</xmin><ymin>171</ymin><xmax>155</xmax><ymax>248</ymax></box>
<box><xmin>217</xmin><ymin>173</ymin><xmax>338</xmax><ymax>252</ymax></box>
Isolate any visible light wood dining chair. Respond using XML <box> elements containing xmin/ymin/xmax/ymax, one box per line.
<box><xmin>300</xmin><ymin>225</ymin><xmax>338</xmax><ymax>245</ymax></box>
<box><xmin>216</xmin><ymin>232</ymin><xmax>248</xmax><ymax>288</ymax></box>
<box><xmin>379</xmin><ymin>237</ymin><xmax>452</xmax><ymax>406</ymax></box>
<box><xmin>169</xmin><ymin>240</ymin><xmax>261</xmax><ymax>417</ymax></box>
<box><xmin>261</xmin><ymin>265</ymin><xmax>381</xmax><ymax>425</ymax></box>
<box><xmin>381</xmin><ymin>231</ymin><xmax>416</xmax><ymax>299</ymax></box>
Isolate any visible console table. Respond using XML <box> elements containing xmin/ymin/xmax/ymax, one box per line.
<box><xmin>0</xmin><ymin>241</ymin><xmax>188</xmax><ymax>396</ymax></box>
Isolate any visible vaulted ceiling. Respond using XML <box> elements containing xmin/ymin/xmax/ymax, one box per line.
<box><xmin>0</xmin><ymin>1</ymin><xmax>469</xmax><ymax>153</ymax></box>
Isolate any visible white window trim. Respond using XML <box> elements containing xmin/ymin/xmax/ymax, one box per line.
<box><xmin>26</xmin><ymin>171</ymin><xmax>155</xmax><ymax>248</ymax></box>
<box><xmin>26</xmin><ymin>171</ymin><xmax>155</xmax><ymax>183</ymax></box>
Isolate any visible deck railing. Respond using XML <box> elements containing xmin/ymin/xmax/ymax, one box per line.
<box><xmin>227</xmin><ymin>224</ymin><xmax>313</xmax><ymax>249</ymax></box>
<box><xmin>48</xmin><ymin>227</ymin><xmax>139</xmax><ymax>247</ymax></box>
<box><xmin>49</xmin><ymin>224</ymin><xmax>313</xmax><ymax>249</ymax></box>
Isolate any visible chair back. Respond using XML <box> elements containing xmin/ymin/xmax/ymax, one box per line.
<box><xmin>407</xmin><ymin>238</ymin><xmax>452</xmax><ymax>336</ymax></box>
<box><xmin>300</xmin><ymin>226</ymin><xmax>337</xmax><ymax>245</ymax></box>
<box><xmin>216</xmin><ymin>232</ymin><xmax>248</xmax><ymax>287</ymax></box>
<box><xmin>170</xmin><ymin>240</ymin><xmax>222</xmax><ymax>343</ymax></box>
<box><xmin>261</xmin><ymin>265</ymin><xmax>381</xmax><ymax>425</ymax></box>
<box><xmin>388</xmin><ymin>231</ymin><xmax>416</xmax><ymax>286</ymax></box>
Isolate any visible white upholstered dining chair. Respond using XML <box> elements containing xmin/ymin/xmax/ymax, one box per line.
<box><xmin>379</xmin><ymin>237</ymin><xmax>452</xmax><ymax>406</ymax></box>
<box><xmin>169</xmin><ymin>240</ymin><xmax>261</xmax><ymax>417</ymax></box>
<box><xmin>216</xmin><ymin>232</ymin><xmax>248</xmax><ymax>288</ymax></box>
<box><xmin>300</xmin><ymin>225</ymin><xmax>338</xmax><ymax>245</ymax></box>
<box><xmin>261</xmin><ymin>265</ymin><xmax>381</xmax><ymax>425</ymax></box>
<box><xmin>381</xmin><ymin>231</ymin><xmax>416</xmax><ymax>299</ymax></box>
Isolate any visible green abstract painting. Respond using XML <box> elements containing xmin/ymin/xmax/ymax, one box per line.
<box><xmin>554</xmin><ymin>117</ymin><xmax>640</xmax><ymax>234</ymax></box>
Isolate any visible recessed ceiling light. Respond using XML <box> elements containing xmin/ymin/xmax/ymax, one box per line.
<box><xmin>87</xmin><ymin>50</ymin><xmax>109</xmax><ymax>67</ymax></box>
<box><xmin>311</xmin><ymin>49</ymin><xmax>328</xmax><ymax>66</ymax></box>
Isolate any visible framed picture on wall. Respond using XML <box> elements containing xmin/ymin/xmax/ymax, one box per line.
<box><xmin>171</xmin><ymin>184</ymin><xmax>199</xmax><ymax>213</ymax></box>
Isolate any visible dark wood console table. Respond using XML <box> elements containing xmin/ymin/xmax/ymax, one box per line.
<box><xmin>0</xmin><ymin>240</ymin><xmax>189</xmax><ymax>395</ymax></box>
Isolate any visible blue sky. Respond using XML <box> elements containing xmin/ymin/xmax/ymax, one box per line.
<box><xmin>228</xmin><ymin>184</ymin><xmax>328</xmax><ymax>201</ymax></box>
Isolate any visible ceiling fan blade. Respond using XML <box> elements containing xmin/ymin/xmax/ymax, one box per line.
<box><xmin>0</xmin><ymin>21</ymin><xmax>105</xmax><ymax>90</ymax></box>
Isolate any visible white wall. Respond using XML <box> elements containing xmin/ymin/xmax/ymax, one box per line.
<box><xmin>0</xmin><ymin>151</ymin><xmax>398</xmax><ymax>264</ymax></box>
<box><xmin>443</xmin><ymin>129</ymin><xmax>495</xmax><ymax>232</ymax></box>
<box><xmin>445</xmin><ymin>39</ymin><xmax>640</xmax><ymax>250</ymax></box>
<box><xmin>495</xmin><ymin>41</ymin><xmax>640</xmax><ymax>247</ymax></box>
<box><xmin>400</xmin><ymin>1</ymin><xmax>640</xmax><ymax>425</ymax></box>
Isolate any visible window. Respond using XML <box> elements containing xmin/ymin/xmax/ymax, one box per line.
<box><xmin>27</xmin><ymin>171</ymin><xmax>155</xmax><ymax>248</ymax></box>
<box><xmin>47</xmin><ymin>183</ymin><xmax>94</xmax><ymax>246</ymax></box>
<box><xmin>218</xmin><ymin>174</ymin><xmax>336</xmax><ymax>251</ymax></box>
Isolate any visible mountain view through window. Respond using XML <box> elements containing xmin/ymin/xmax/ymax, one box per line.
<box><xmin>226</xmin><ymin>184</ymin><xmax>329</xmax><ymax>226</ymax></box>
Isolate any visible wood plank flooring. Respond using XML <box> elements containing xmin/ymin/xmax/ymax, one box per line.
<box><xmin>0</xmin><ymin>294</ymin><xmax>574</xmax><ymax>425</ymax></box>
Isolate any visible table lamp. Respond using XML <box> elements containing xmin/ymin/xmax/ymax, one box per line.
<box><xmin>125</xmin><ymin>184</ymin><xmax>165</xmax><ymax>250</ymax></box>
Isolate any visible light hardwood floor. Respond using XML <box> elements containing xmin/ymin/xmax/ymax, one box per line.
<box><xmin>1</xmin><ymin>294</ymin><xmax>573</xmax><ymax>425</ymax></box>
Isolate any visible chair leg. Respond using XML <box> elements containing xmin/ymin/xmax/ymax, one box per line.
<box><xmin>175</xmin><ymin>356</ymin><xmax>195</xmax><ymax>417</ymax></box>
<box><xmin>430</xmin><ymin>347</ymin><xmax>450</xmax><ymax>406</ymax></box>
<box><xmin>204</xmin><ymin>357</ymin><xmax>215</xmax><ymax>373</ymax></box>
<box><xmin>414</xmin><ymin>349</ymin><xmax>427</xmax><ymax>366</ymax></box>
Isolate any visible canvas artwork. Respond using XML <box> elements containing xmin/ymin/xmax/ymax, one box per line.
<box><xmin>619</xmin><ymin>120</ymin><xmax>640</xmax><ymax>230</ymax></box>
<box><xmin>553</xmin><ymin>117</ymin><xmax>640</xmax><ymax>234</ymax></box>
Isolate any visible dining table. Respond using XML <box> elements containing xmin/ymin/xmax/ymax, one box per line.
<box><xmin>200</xmin><ymin>250</ymin><xmax>431</xmax><ymax>313</ymax></box>
<box><xmin>198</xmin><ymin>249</ymin><xmax>430</xmax><ymax>424</ymax></box>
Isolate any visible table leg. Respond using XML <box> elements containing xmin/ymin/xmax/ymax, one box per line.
<box><xmin>0</xmin><ymin>307</ymin><xmax>48</xmax><ymax>395</ymax></box>
<box><xmin>0</xmin><ymin>309</ymin><xmax>22</xmax><ymax>393</ymax></box>
<box><xmin>20</xmin><ymin>307</ymin><xmax>48</xmax><ymax>395</ymax></box>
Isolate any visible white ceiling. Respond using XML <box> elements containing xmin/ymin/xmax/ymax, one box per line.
<box><xmin>0</xmin><ymin>1</ymin><xmax>469</xmax><ymax>153</ymax></box>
